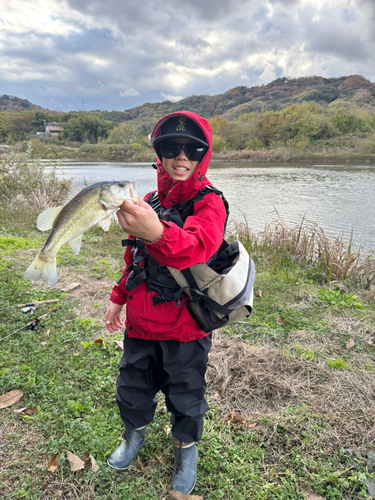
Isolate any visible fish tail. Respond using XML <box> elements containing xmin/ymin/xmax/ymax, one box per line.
<box><xmin>22</xmin><ymin>253</ymin><xmax>58</xmax><ymax>287</ymax></box>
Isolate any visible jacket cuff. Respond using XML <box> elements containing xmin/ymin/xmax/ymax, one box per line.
<box><xmin>110</xmin><ymin>287</ymin><xmax>127</xmax><ymax>305</ymax></box>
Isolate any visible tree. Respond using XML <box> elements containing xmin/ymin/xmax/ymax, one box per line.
<box><xmin>63</xmin><ymin>113</ymin><xmax>114</xmax><ymax>143</ymax></box>
<box><xmin>331</xmin><ymin>111</ymin><xmax>370</xmax><ymax>134</ymax></box>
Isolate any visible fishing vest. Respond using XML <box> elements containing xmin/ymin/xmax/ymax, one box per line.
<box><xmin>121</xmin><ymin>186</ymin><xmax>229</xmax><ymax>306</ymax></box>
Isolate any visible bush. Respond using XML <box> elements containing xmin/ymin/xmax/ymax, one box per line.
<box><xmin>0</xmin><ymin>142</ymin><xmax>70</xmax><ymax>224</ymax></box>
<box><xmin>212</xmin><ymin>134</ymin><xmax>227</xmax><ymax>152</ymax></box>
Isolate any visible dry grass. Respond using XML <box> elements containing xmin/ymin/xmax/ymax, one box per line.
<box><xmin>229</xmin><ymin>217</ymin><xmax>375</xmax><ymax>284</ymax></box>
<box><xmin>213</xmin><ymin>147</ymin><xmax>292</xmax><ymax>162</ymax></box>
<box><xmin>206</xmin><ymin>331</ymin><xmax>375</xmax><ymax>451</ymax></box>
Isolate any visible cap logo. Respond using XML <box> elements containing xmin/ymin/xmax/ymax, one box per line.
<box><xmin>176</xmin><ymin>117</ymin><xmax>187</xmax><ymax>131</ymax></box>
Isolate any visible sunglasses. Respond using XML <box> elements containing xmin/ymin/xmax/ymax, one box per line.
<box><xmin>159</xmin><ymin>142</ymin><xmax>207</xmax><ymax>162</ymax></box>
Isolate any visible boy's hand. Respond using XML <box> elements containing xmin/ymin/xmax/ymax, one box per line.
<box><xmin>105</xmin><ymin>302</ymin><xmax>124</xmax><ymax>333</ymax></box>
<box><xmin>117</xmin><ymin>197</ymin><xmax>164</xmax><ymax>242</ymax></box>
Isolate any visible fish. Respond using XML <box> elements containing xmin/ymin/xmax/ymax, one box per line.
<box><xmin>22</xmin><ymin>180</ymin><xmax>137</xmax><ymax>287</ymax></box>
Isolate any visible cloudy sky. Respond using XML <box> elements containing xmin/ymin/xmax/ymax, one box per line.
<box><xmin>1</xmin><ymin>0</ymin><xmax>374</xmax><ymax>112</ymax></box>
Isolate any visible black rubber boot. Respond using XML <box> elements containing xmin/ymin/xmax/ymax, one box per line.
<box><xmin>171</xmin><ymin>435</ymin><xmax>198</xmax><ymax>495</ymax></box>
<box><xmin>107</xmin><ymin>426</ymin><xmax>146</xmax><ymax>470</ymax></box>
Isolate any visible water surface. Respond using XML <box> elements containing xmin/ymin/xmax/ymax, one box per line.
<box><xmin>45</xmin><ymin>160</ymin><xmax>375</xmax><ymax>252</ymax></box>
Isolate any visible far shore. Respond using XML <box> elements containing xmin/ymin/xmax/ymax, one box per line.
<box><xmin>2</xmin><ymin>143</ymin><xmax>375</xmax><ymax>165</ymax></box>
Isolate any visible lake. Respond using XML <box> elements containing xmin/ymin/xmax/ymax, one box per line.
<box><xmin>44</xmin><ymin>160</ymin><xmax>375</xmax><ymax>253</ymax></box>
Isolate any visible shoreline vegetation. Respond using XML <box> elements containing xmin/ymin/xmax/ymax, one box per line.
<box><xmin>1</xmin><ymin>149</ymin><xmax>375</xmax><ymax>499</ymax></box>
<box><xmin>1</xmin><ymin>97</ymin><xmax>375</xmax><ymax>165</ymax></box>
<box><xmin>2</xmin><ymin>141</ymin><xmax>375</xmax><ymax>165</ymax></box>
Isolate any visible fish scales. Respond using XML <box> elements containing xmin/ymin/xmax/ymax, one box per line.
<box><xmin>42</xmin><ymin>184</ymin><xmax>107</xmax><ymax>257</ymax></box>
<box><xmin>22</xmin><ymin>181</ymin><xmax>137</xmax><ymax>286</ymax></box>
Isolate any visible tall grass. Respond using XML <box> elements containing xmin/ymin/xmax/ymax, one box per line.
<box><xmin>0</xmin><ymin>142</ymin><xmax>70</xmax><ymax>226</ymax></box>
<box><xmin>228</xmin><ymin>217</ymin><xmax>375</xmax><ymax>286</ymax></box>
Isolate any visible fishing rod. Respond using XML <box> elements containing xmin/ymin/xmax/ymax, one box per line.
<box><xmin>0</xmin><ymin>306</ymin><xmax>62</xmax><ymax>342</ymax></box>
<box><xmin>0</xmin><ymin>299</ymin><xmax>60</xmax><ymax>311</ymax></box>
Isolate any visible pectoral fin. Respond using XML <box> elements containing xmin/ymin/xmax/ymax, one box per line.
<box><xmin>37</xmin><ymin>206</ymin><xmax>63</xmax><ymax>231</ymax></box>
<box><xmin>98</xmin><ymin>215</ymin><xmax>111</xmax><ymax>232</ymax></box>
<box><xmin>69</xmin><ymin>236</ymin><xmax>82</xmax><ymax>255</ymax></box>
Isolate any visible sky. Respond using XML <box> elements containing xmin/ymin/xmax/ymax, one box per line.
<box><xmin>0</xmin><ymin>0</ymin><xmax>375</xmax><ymax>112</ymax></box>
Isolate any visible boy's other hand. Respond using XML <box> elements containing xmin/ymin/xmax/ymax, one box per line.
<box><xmin>117</xmin><ymin>197</ymin><xmax>164</xmax><ymax>242</ymax></box>
<box><xmin>105</xmin><ymin>302</ymin><xmax>124</xmax><ymax>333</ymax></box>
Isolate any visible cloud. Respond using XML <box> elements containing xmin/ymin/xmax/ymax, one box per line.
<box><xmin>161</xmin><ymin>92</ymin><xmax>184</xmax><ymax>102</ymax></box>
<box><xmin>0</xmin><ymin>0</ymin><xmax>374</xmax><ymax>111</ymax></box>
<box><xmin>120</xmin><ymin>88</ymin><xmax>140</xmax><ymax>97</ymax></box>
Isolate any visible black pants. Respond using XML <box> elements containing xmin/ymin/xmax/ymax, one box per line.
<box><xmin>116</xmin><ymin>330</ymin><xmax>212</xmax><ymax>443</ymax></box>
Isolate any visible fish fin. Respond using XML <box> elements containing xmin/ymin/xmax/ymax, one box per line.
<box><xmin>69</xmin><ymin>236</ymin><xmax>82</xmax><ymax>255</ymax></box>
<box><xmin>22</xmin><ymin>254</ymin><xmax>58</xmax><ymax>287</ymax></box>
<box><xmin>36</xmin><ymin>206</ymin><xmax>64</xmax><ymax>231</ymax></box>
<box><xmin>98</xmin><ymin>215</ymin><xmax>112</xmax><ymax>232</ymax></box>
<box><xmin>63</xmin><ymin>181</ymin><xmax>84</xmax><ymax>205</ymax></box>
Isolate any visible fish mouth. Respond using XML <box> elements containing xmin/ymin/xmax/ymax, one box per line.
<box><xmin>128</xmin><ymin>181</ymin><xmax>137</xmax><ymax>203</ymax></box>
<box><xmin>110</xmin><ymin>181</ymin><xmax>137</xmax><ymax>206</ymax></box>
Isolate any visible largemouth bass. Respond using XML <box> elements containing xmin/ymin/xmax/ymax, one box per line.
<box><xmin>23</xmin><ymin>180</ymin><xmax>137</xmax><ymax>287</ymax></box>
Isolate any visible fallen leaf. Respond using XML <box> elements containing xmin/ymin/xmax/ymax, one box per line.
<box><xmin>114</xmin><ymin>340</ymin><xmax>123</xmax><ymax>350</ymax></box>
<box><xmin>368</xmin><ymin>450</ymin><xmax>375</xmax><ymax>469</ymax></box>
<box><xmin>169</xmin><ymin>491</ymin><xmax>203</xmax><ymax>500</ymax></box>
<box><xmin>14</xmin><ymin>407</ymin><xmax>37</xmax><ymax>416</ymax></box>
<box><xmin>94</xmin><ymin>338</ymin><xmax>106</xmax><ymax>349</ymax></box>
<box><xmin>233</xmin><ymin>414</ymin><xmax>247</xmax><ymax>424</ymax></box>
<box><xmin>255</xmin><ymin>290</ymin><xmax>262</xmax><ymax>297</ymax></box>
<box><xmin>164</xmin><ymin>425</ymin><xmax>171</xmax><ymax>437</ymax></box>
<box><xmin>24</xmin><ymin>407</ymin><xmax>37</xmax><ymax>416</ymax></box>
<box><xmin>220</xmin><ymin>376</ymin><xmax>231</xmax><ymax>396</ymax></box>
<box><xmin>47</xmin><ymin>454</ymin><xmax>59</xmax><ymax>472</ymax></box>
<box><xmin>227</xmin><ymin>411</ymin><xmax>235</xmax><ymax>426</ymax></box>
<box><xmin>248</xmin><ymin>422</ymin><xmax>257</xmax><ymax>428</ymax></box>
<box><xmin>364</xmin><ymin>476</ymin><xmax>375</xmax><ymax>498</ymax></box>
<box><xmin>368</xmin><ymin>338</ymin><xmax>375</xmax><ymax>349</ymax></box>
<box><xmin>45</xmin><ymin>329</ymin><xmax>50</xmax><ymax>336</ymax></box>
<box><xmin>61</xmin><ymin>282</ymin><xmax>80</xmax><ymax>292</ymax></box>
<box><xmin>213</xmin><ymin>392</ymin><xmax>220</xmax><ymax>400</ymax></box>
<box><xmin>89</xmin><ymin>454</ymin><xmax>99</xmax><ymax>472</ymax></box>
<box><xmin>302</xmin><ymin>490</ymin><xmax>324</xmax><ymax>500</ymax></box>
<box><xmin>0</xmin><ymin>390</ymin><xmax>23</xmax><ymax>409</ymax></box>
<box><xmin>346</xmin><ymin>338</ymin><xmax>355</xmax><ymax>349</ymax></box>
<box><xmin>41</xmin><ymin>341</ymin><xmax>48</xmax><ymax>346</ymax></box>
<box><xmin>14</xmin><ymin>407</ymin><xmax>28</xmax><ymax>414</ymax></box>
<box><xmin>277</xmin><ymin>315</ymin><xmax>285</xmax><ymax>325</ymax></box>
<box><xmin>66</xmin><ymin>451</ymin><xmax>85</xmax><ymax>472</ymax></box>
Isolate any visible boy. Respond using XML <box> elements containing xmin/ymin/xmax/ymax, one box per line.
<box><xmin>105</xmin><ymin>111</ymin><xmax>227</xmax><ymax>495</ymax></box>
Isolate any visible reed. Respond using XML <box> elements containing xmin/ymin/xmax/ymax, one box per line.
<box><xmin>0</xmin><ymin>142</ymin><xmax>70</xmax><ymax>227</ymax></box>
<box><xmin>228</xmin><ymin>216</ymin><xmax>375</xmax><ymax>285</ymax></box>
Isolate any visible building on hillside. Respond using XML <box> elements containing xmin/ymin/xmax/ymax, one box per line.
<box><xmin>46</xmin><ymin>122</ymin><xmax>63</xmax><ymax>136</ymax></box>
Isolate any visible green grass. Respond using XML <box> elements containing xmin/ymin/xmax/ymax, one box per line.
<box><xmin>1</xmin><ymin>217</ymin><xmax>375</xmax><ymax>499</ymax></box>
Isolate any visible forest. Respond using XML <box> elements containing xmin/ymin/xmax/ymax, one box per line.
<box><xmin>1</xmin><ymin>75</ymin><xmax>375</xmax><ymax>161</ymax></box>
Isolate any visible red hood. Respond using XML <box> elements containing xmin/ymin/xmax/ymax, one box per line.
<box><xmin>150</xmin><ymin>111</ymin><xmax>212</xmax><ymax>208</ymax></box>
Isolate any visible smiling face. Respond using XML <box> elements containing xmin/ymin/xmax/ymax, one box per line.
<box><xmin>160</xmin><ymin>138</ymin><xmax>201</xmax><ymax>181</ymax></box>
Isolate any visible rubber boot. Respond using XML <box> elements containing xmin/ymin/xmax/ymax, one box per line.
<box><xmin>107</xmin><ymin>426</ymin><xmax>146</xmax><ymax>470</ymax></box>
<box><xmin>171</xmin><ymin>435</ymin><xmax>198</xmax><ymax>495</ymax></box>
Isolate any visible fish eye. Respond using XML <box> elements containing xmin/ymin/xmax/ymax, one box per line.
<box><xmin>118</xmin><ymin>182</ymin><xmax>125</xmax><ymax>187</ymax></box>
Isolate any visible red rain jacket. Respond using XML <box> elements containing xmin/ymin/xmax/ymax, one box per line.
<box><xmin>110</xmin><ymin>111</ymin><xmax>227</xmax><ymax>341</ymax></box>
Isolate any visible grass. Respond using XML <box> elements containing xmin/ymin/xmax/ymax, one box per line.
<box><xmin>0</xmin><ymin>151</ymin><xmax>375</xmax><ymax>499</ymax></box>
<box><xmin>1</xmin><ymin>221</ymin><xmax>374</xmax><ymax>499</ymax></box>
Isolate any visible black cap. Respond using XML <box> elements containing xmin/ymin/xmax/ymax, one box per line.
<box><xmin>152</xmin><ymin>115</ymin><xmax>208</xmax><ymax>148</ymax></box>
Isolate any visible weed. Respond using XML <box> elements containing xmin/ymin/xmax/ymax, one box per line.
<box><xmin>326</xmin><ymin>358</ymin><xmax>351</xmax><ymax>370</ymax></box>
<box><xmin>318</xmin><ymin>288</ymin><xmax>364</xmax><ymax>309</ymax></box>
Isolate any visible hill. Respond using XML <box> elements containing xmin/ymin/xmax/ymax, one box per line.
<box><xmin>2</xmin><ymin>75</ymin><xmax>375</xmax><ymax>124</ymax></box>
<box><xmin>0</xmin><ymin>95</ymin><xmax>43</xmax><ymax>113</ymax></box>
<box><xmin>105</xmin><ymin>75</ymin><xmax>375</xmax><ymax>125</ymax></box>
